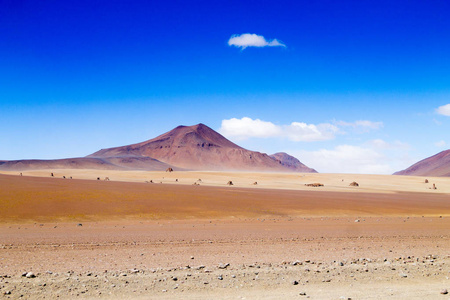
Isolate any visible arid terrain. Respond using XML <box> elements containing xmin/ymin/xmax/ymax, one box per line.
<box><xmin>0</xmin><ymin>171</ymin><xmax>449</xmax><ymax>299</ymax></box>
<box><xmin>394</xmin><ymin>149</ymin><xmax>450</xmax><ymax>177</ymax></box>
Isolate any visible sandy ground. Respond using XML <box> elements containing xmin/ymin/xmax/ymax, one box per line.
<box><xmin>0</xmin><ymin>171</ymin><xmax>449</xmax><ymax>299</ymax></box>
<box><xmin>3</xmin><ymin>169</ymin><xmax>450</xmax><ymax>194</ymax></box>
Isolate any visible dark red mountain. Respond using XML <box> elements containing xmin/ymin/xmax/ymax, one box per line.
<box><xmin>394</xmin><ymin>150</ymin><xmax>450</xmax><ymax>176</ymax></box>
<box><xmin>1</xmin><ymin>123</ymin><xmax>316</xmax><ymax>172</ymax></box>
<box><xmin>89</xmin><ymin>123</ymin><xmax>316</xmax><ymax>172</ymax></box>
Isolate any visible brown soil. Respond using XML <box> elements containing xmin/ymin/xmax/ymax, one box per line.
<box><xmin>1</xmin><ymin>174</ymin><xmax>449</xmax><ymax>222</ymax></box>
<box><xmin>0</xmin><ymin>173</ymin><xmax>449</xmax><ymax>299</ymax></box>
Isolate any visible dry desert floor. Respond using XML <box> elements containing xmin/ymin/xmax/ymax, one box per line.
<box><xmin>0</xmin><ymin>170</ymin><xmax>449</xmax><ymax>299</ymax></box>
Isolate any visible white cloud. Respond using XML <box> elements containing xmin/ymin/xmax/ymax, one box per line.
<box><xmin>219</xmin><ymin>116</ymin><xmax>414</xmax><ymax>174</ymax></box>
<box><xmin>219</xmin><ymin>117</ymin><xmax>281</xmax><ymax>139</ymax></box>
<box><xmin>292</xmin><ymin>139</ymin><xmax>414</xmax><ymax>174</ymax></box>
<box><xmin>435</xmin><ymin>140</ymin><xmax>446</xmax><ymax>147</ymax></box>
<box><xmin>228</xmin><ymin>33</ymin><xmax>286</xmax><ymax>49</ymax></box>
<box><xmin>367</xmin><ymin>139</ymin><xmax>410</xmax><ymax>150</ymax></box>
<box><xmin>432</xmin><ymin>118</ymin><xmax>442</xmax><ymax>125</ymax></box>
<box><xmin>285</xmin><ymin>122</ymin><xmax>338</xmax><ymax>142</ymax></box>
<box><xmin>219</xmin><ymin>117</ymin><xmax>338</xmax><ymax>142</ymax></box>
<box><xmin>335</xmin><ymin>120</ymin><xmax>383</xmax><ymax>132</ymax></box>
<box><xmin>368</xmin><ymin>139</ymin><xmax>390</xmax><ymax>149</ymax></box>
<box><xmin>297</xmin><ymin>145</ymin><xmax>391</xmax><ymax>174</ymax></box>
<box><xmin>436</xmin><ymin>104</ymin><xmax>450</xmax><ymax>116</ymax></box>
<box><xmin>219</xmin><ymin>117</ymin><xmax>385</xmax><ymax>142</ymax></box>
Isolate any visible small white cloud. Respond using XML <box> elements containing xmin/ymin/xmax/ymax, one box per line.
<box><xmin>228</xmin><ymin>33</ymin><xmax>286</xmax><ymax>49</ymax></box>
<box><xmin>435</xmin><ymin>140</ymin><xmax>446</xmax><ymax>147</ymax></box>
<box><xmin>368</xmin><ymin>139</ymin><xmax>389</xmax><ymax>149</ymax></box>
<box><xmin>219</xmin><ymin>117</ymin><xmax>337</xmax><ymax>142</ymax></box>
<box><xmin>335</xmin><ymin>120</ymin><xmax>383</xmax><ymax>132</ymax></box>
<box><xmin>220</xmin><ymin>117</ymin><xmax>385</xmax><ymax>142</ymax></box>
<box><xmin>219</xmin><ymin>117</ymin><xmax>281</xmax><ymax>139</ymax></box>
<box><xmin>285</xmin><ymin>122</ymin><xmax>338</xmax><ymax>142</ymax></box>
<box><xmin>292</xmin><ymin>140</ymin><xmax>414</xmax><ymax>174</ymax></box>
<box><xmin>367</xmin><ymin>139</ymin><xmax>410</xmax><ymax>150</ymax></box>
<box><xmin>436</xmin><ymin>104</ymin><xmax>450</xmax><ymax>116</ymax></box>
<box><xmin>432</xmin><ymin>118</ymin><xmax>442</xmax><ymax>125</ymax></box>
<box><xmin>297</xmin><ymin>145</ymin><xmax>390</xmax><ymax>174</ymax></box>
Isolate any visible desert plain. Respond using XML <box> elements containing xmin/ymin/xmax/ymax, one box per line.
<box><xmin>0</xmin><ymin>170</ymin><xmax>449</xmax><ymax>299</ymax></box>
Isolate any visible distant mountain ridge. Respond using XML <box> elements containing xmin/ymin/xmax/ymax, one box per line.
<box><xmin>0</xmin><ymin>156</ymin><xmax>174</xmax><ymax>171</ymax></box>
<box><xmin>0</xmin><ymin>123</ymin><xmax>316</xmax><ymax>173</ymax></box>
<box><xmin>394</xmin><ymin>150</ymin><xmax>450</xmax><ymax>176</ymax></box>
<box><xmin>270</xmin><ymin>152</ymin><xmax>317</xmax><ymax>173</ymax></box>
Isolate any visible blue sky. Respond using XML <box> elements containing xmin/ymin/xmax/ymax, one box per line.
<box><xmin>1</xmin><ymin>0</ymin><xmax>449</xmax><ymax>173</ymax></box>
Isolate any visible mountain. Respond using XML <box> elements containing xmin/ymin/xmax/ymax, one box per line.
<box><xmin>0</xmin><ymin>156</ymin><xmax>174</xmax><ymax>171</ymax></box>
<box><xmin>394</xmin><ymin>150</ymin><xmax>450</xmax><ymax>176</ymax></box>
<box><xmin>270</xmin><ymin>152</ymin><xmax>317</xmax><ymax>173</ymax></box>
<box><xmin>89</xmin><ymin>123</ymin><xmax>316</xmax><ymax>172</ymax></box>
<box><xmin>0</xmin><ymin>123</ymin><xmax>316</xmax><ymax>172</ymax></box>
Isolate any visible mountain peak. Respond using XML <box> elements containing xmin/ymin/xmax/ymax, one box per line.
<box><xmin>152</xmin><ymin>123</ymin><xmax>242</xmax><ymax>150</ymax></box>
<box><xmin>173</xmin><ymin>123</ymin><xmax>208</xmax><ymax>130</ymax></box>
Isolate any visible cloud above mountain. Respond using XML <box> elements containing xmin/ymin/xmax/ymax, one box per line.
<box><xmin>219</xmin><ymin>117</ymin><xmax>383</xmax><ymax>142</ymax></box>
<box><xmin>219</xmin><ymin>117</ymin><xmax>337</xmax><ymax>141</ymax></box>
<box><xmin>291</xmin><ymin>140</ymin><xmax>413</xmax><ymax>174</ymax></box>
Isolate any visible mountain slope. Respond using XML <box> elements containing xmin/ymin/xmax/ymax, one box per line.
<box><xmin>1</xmin><ymin>123</ymin><xmax>316</xmax><ymax>172</ymax></box>
<box><xmin>0</xmin><ymin>157</ymin><xmax>174</xmax><ymax>171</ymax></box>
<box><xmin>89</xmin><ymin>123</ymin><xmax>315</xmax><ymax>172</ymax></box>
<box><xmin>394</xmin><ymin>150</ymin><xmax>450</xmax><ymax>176</ymax></box>
<box><xmin>270</xmin><ymin>152</ymin><xmax>317</xmax><ymax>173</ymax></box>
